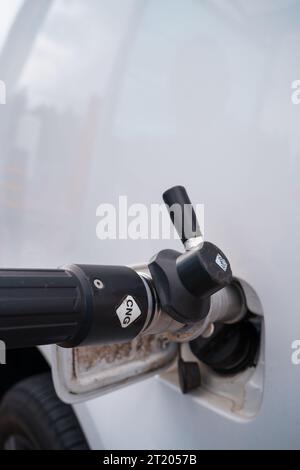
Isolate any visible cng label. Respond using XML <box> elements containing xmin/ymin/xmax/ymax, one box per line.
<box><xmin>116</xmin><ymin>295</ymin><xmax>141</xmax><ymax>328</ymax></box>
<box><xmin>215</xmin><ymin>253</ymin><xmax>228</xmax><ymax>272</ymax></box>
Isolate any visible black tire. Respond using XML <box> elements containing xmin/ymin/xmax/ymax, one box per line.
<box><xmin>0</xmin><ymin>372</ymin><xmax>89</xmax><ymax>450</ymax></box>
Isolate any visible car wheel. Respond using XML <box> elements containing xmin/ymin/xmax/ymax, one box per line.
<box><xmin>0</xmin><ymin>372</ymin><xmax>89</xmax><ymax>450</ymax></box>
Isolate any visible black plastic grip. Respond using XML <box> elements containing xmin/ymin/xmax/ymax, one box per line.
<box><xmin>0</xmin><ymin>269</ymin><xmax>84</xmax><ymax>349</ymax></box>
<box><xmin>0</xmin><ymin>264</ymin><xmax>151</xmax><ymax>350</ymax></box>
<box><xmin>163</xmin><ymin>185</ymin><xmax>202</xmax><ymax>245</ymax></box>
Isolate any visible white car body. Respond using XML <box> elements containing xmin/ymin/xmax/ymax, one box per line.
<box><xmin>0</xmin><ymin>0</ymin><xmax>300</xmax><ymax>449</ymax></box>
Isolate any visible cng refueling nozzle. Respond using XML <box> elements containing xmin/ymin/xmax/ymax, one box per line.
<box><xmin>0</xmin><ymin>186</ymin><xmax>246</xmax><ymax>352</ymax></box>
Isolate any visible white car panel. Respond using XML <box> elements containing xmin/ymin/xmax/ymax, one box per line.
<box><xmin>0</xmin><ymin>0</ymin><xmax>299</xmax><ymax>449</ymax></box>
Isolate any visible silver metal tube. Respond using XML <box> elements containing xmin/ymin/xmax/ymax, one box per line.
<box><xmin>134</xmin><ymin>263</ymin><xmax>247</xmax><ymax>343</ymax></box>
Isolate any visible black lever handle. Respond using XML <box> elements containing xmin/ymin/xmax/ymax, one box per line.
<box><xmin>163</xmin><ymin>185</ymin><xmax>202</xmax><ymax>247</ymax></box>
<box><xmin>149</xmin><ymin>186</ymin><xmax>233</xmax><ymax>325</ymax></box>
